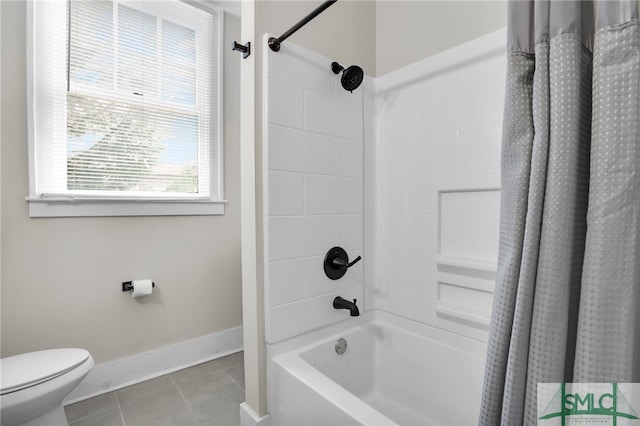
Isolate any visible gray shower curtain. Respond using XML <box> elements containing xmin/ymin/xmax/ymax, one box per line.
<box><xmin>480</xmin><ymin>1</ymin><xmax>640</xmax><ymax>424</ymax></box>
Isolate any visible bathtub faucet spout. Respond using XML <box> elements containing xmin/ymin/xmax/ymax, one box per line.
<box><xmin>333</xmin><ymin>296</ymin><xmax>360</xmax><ymax>317</ymax></box>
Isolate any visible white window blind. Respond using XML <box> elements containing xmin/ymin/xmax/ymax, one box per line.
<box><xmin>28</xmin><ymin>0</ymin><xmax>222</xmax><ymax>216</ymax></box>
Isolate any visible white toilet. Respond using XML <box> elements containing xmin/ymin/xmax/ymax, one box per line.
<box><xmin>0</xmin><ymin>349</ymin><xmax>94</xmax><ymax>426</ymax></box>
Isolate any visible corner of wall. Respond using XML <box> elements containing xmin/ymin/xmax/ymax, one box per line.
<box><xmin>375</xmin><ymin>1</ymin><xmax>507</xmax><ymax>76</ymax></box>
<box><xmin>240</xmin><ymin>402</ymin><xmax>271</xmax><ymax>426</ymax></box>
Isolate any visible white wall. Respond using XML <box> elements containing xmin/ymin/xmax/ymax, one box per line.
<box><xmin>261</xmin><ymin>30</ymin><xmax>506</xmax><ymax>424</ymax></box>
<box><xmin>264</xmin><ymin>41</ymin><xmax>364</xmax><ymax>344</ymax></box>
<box><xmin>0</xmin><ymin>1</ymin><xmax>3</xmax><ymax>312</ymax></box>
<box><xmin>244</xmin><ymin>0</ymin><xmax>376</xmax><ymax>416</ymax></box>
<box><xmin>366</xmin><ymin>29</ymin><xmax>506</xmax><ymax>341</ymax></box>
<box><xmin>256</xmin><ymin>1</ymin><xmax>376</xmax><ymax>77</ymax></box>
<box><xmin>0</xmin><ymin>1</ymin><xmax>242</xmax><ymax>364</ymax></box>
<box><xmin>254</xmin><ymin>4</ymin><xmax>506</xmax><ymax>417</ymax></box>
<box><xmin>376</xmin><ymin>1</ymin><xmax>507</xmax><ymax>76</ymax></box>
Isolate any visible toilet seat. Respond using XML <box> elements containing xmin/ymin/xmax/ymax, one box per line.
<box><xmin>0</xmin><ymin>349</ymin><xmax>91</xmax><ymax>395</ymax></box>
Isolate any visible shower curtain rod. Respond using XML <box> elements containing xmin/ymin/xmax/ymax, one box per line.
<box><xmin>268</xmin><ymin>0</ymin><xmax>338</xmax><ymax>52</ymax></box>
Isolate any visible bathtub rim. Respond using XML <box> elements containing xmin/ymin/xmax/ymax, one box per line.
<box><xmin>267</xmin><ymin>309</ymin><xmax>488</xmax><ymax>425</ymax></box>
<box><xmin>269</xmin><ymin>309</ymin><xmax>487</xmax><ymax>360</ymax></box>
<box><xmin>272</xmin><ymin>352</ymin><xmax>398</xmax><ymax>426</ymax></box>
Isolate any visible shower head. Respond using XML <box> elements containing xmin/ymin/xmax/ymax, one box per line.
<box><xmin>331</xmin><ymin>62</ymin><xmax>364</xmax><ymax>93</ymax></box>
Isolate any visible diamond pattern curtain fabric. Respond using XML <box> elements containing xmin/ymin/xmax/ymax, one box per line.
<box><xmin>480</xmin><ymin>1</ymin><xmax>640</xmax><ymax>424</ymax></box>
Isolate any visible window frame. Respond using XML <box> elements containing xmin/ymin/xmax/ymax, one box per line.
<box><xmin>26</xmin><ymin>0</ymin><xmax>225</xmax><ymax>218</ymax></box>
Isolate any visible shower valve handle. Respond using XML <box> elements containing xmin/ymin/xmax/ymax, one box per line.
<box><xmin>324</xmin><ymin>247</ymin><xmax>362</xmax><ymax>280</ymax></box>
<box><xmin>332</xmin><ymin>256</ymin><xmax>362</xmax><ymax>269</ymax></box>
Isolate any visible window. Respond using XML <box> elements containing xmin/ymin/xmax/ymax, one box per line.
<box><xmin>27</xmin><ymin>0</ymin><xmax>223</xmax><ymax>217</ymax></box>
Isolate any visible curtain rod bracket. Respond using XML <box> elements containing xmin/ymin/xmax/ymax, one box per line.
<box><xmin>268</xmin><ymin>37</ymin><xmax>281</xmax><ymax>52</ymax></box>
<box><xmin>232</xmin><ymin>41</ymin><xmax>251</xmax><ymax>59</ymax></box>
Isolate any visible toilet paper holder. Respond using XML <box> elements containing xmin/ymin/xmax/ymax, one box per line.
<box><xmin>122</xmin><ymin>281</ymin><xmax>155</xmax><ymax>292</ymax></box>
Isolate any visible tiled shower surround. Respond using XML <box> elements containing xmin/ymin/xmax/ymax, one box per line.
<box><xmin>264</xmin><ymin>40</ymin><xmax>364</xmax><ymax>344</ymax></box>
<box><xmin>264</xmin><ymin>29</ymin><xmax>507</xmax><ymax>344</ymax></box>
<box><xmin>369</xmin><ymin>30</ymin><xmax>506</xmax><ymax>341</ymax></box>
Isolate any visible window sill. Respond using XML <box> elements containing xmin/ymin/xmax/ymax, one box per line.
<box><xmin>26</xmin><ymin>197</ymin><xmax>226</xmax><ymax>218</ymax></box>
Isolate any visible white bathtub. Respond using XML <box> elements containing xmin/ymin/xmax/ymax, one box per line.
<box><xmin>268</xmin><ymin>310</ymin><xmax>487</xmax><ymax>426</ymax></box>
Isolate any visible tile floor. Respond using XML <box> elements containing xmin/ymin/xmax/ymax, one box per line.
<box><xmin>64</xmin><ymin>351</ymin><xmax>245</xmax><ymax>426</ymax></box>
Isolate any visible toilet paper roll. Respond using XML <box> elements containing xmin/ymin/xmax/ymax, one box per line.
<box><xmin>131</xmin><ymin>279</ymin><xmax>153</xmax><ymax>298</ymax></box>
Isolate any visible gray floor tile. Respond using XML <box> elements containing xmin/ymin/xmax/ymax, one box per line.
<box><xmin>117</xmin><ymin>376</ymin><xmax>195</xmax><ymax>426</ymax></box>
<box><xmin>170</xmin><ymin>362</ymin><xmax>221</xmax><ymax>388</ymax></box>
<box><xmin>66</xmin><ymin>355</ymin><xmax>247</xmax><ymax>426</ymax></box>
<box><xmin>188</xmin><ymin>359</ymin><xmax>222</xmax><ymax>371</ymax></box>
<box><xmin>172</xmin><ymin>368</ymin><xmax>235</xmax><ymax>403</ymax></box>
<box><xmin>68</xmin><ymin>407</ymin><xmax>124</xmax><ymax>426</ymax></box>
<box><xmin>65</xmin><ymin>392</ymin><xmax>120</xmax><ymax>423</ymax></box>
<box><xmin>214</xmin><ymin>352</ymin><xmax>244</xmax><ymax>370</ymax></box>
<box><xmin>116</xmin><ymin>376</ymin><xmax>174</xmax><ymax>401</ymax></box>
<box><xmin>177</xmin><ymin>418</ymin><xmax>202</xmax><ymax>426</ymax></box>
<box><xmin>225</xmin><ymin>364</ymin><xmax>244</xmax><ymax>390</ymax></box>
<box><xmin>187</xmin><ymin>383</ymin><xmax>245</xmax><ymax>426</ymax></box>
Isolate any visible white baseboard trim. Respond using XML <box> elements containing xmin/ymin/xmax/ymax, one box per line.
<box><xmin>64</xmin><ymin>326</ymin><xmax>243</xmax><ymax>405</ymax></box>
<box><xmin>240</xmin><ymin>402</ymin><xmax>270</xmax><ymax>426</ymax></box>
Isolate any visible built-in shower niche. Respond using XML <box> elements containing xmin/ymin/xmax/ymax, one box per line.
<box><xmin>436</xmin><ymin>189</ymin><xmax>499</xmax><ymax>329</ymax></box>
